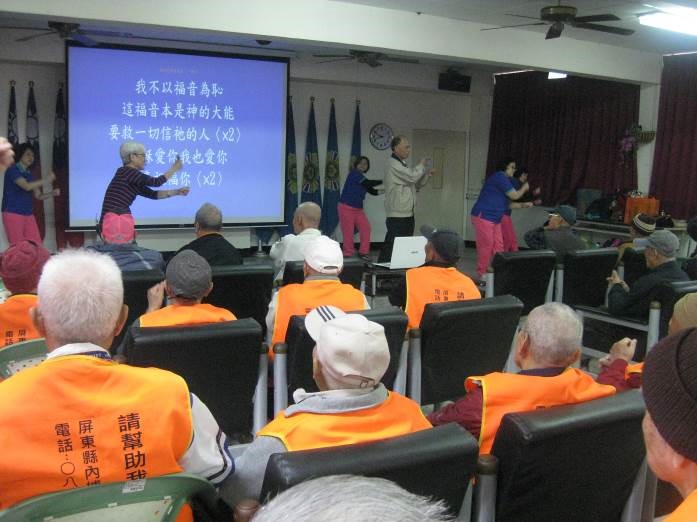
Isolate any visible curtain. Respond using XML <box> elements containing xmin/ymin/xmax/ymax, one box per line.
<box><xmin>650</xmin><ymin>53</ymin><xmax>697</xmax><ymax>219</ymax></box>
<box><xmin>486</xmin><ymin>71</ymin><xmax>639</xmax><ymax>206</ymax></box>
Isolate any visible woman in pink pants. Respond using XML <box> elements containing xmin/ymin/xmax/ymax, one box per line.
<box><xmin>338</xmin><ymin>156</ymin><xmax>382</xmax><ymax>261</ymax></box>
<box><xmin>470</xmin><ymin>157</ymin><xmax>530</xmax><ymax>279</ymax></box>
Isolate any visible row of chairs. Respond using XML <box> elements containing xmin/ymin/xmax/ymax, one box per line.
<box><xmin>484</xmin><ymin>248</ymin><xmax>697</xmax><ymax>359</ymax></box>
<box><xmin>0</xmin><ymin>390</ymin><xmax>652</xmax><ymax>522</ymax></box>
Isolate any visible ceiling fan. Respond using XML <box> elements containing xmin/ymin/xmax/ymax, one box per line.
<box><xmin>2</xmin><ymin>21</ymin><xmax>134</xmax><ymax>46</ymax></box>
<box><xmin>313</xmin><ymin>49</ymin><xmax>418</xmax><ymax>67</ymax></box>
<box><xmin>482</xmin><ymin>2</ymin><xmax>635</xmax><ymax>40</ymax></box>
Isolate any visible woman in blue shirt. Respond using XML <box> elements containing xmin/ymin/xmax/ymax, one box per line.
<box><xmin>2</xmin><ymin>143</ymin><xmax>58</xmax><ymax>245</ymax></box>
<box><xmin>470</xmin><ymin>157</ymin><xmax>530</xmax><ymax>278</ymax></box>
<box><xmin>338</xmin><ymin>156</ymin><xmax>382</xmax><ymax>261</ymax></box>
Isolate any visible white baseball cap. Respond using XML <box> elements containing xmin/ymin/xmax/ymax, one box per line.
<box><xmin>305</xmin><ymin>306</ymin><xmax>390</xmax><ymax>388</ymax></box>
<box><xmin>303</xmin><ymin>236</ymin><xmax>343</xmax><ymax>275</ymax></box>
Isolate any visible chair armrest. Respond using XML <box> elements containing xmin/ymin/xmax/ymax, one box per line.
<box><xmin>473</xmin><ymin>455</ymin><xmax>498</xmax><ymax>522</ymax></box>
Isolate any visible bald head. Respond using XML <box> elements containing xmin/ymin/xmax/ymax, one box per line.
<box><xmin>293</xmin><ymin>202</ymin><xmax>321</xmax><ymax>233</ymax></box>
<box><xmin>195</xmin><ymin>202</ymin><xmax>223</xmax><ymax>234</ymax></box>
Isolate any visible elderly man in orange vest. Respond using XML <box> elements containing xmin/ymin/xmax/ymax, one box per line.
<box><xmin>224</xmin><ymin>305</ymin><xmax>431</xmax><ymax>504</ymax></box>
<box><xmin>266</xmin><ymin>235</ymin><xmax>368</xmax><ymax>347</ymax></box>
<box><xmin>389</xmin><ymin>225</ymin><xmax>480</xmax><ymax>329</ymax></box>
<box><xmin>117</xmin><ymin>249</ymin><xmax>235</xmax><ymax>360</ymax></box>
<box><xmin>429</xmin><ymin>302</ymin><xmax>618</xmax><ymax>454</ymax></box>
<box><xmin>641</xmin><ymin>328</ymin><xmax>697</xmax><ymax>520</ymax></box>
<box><xmin>0</xmin><ymin>249</ymin><xmax>233</xmax><ymax>515</ymax></box>
<box><xmin>0</xmin><ymin>240</ymin><xmax>50</xmax><ymax>347</ymax></box>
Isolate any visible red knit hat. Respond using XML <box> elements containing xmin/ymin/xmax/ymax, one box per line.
<box><xmin>0</xmin><ymin>240</ymin><xmax>51</xmax><ymax>294</ymax></box>
<box><xmin>102</xmin><ymin>212</ymin><xmax>135</xmax><ymax>244</ymax></box>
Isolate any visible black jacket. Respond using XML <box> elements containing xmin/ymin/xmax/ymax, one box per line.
<box><xmin>175</xmin><ymin>233</ymin><xmax>243</xmax><ymax>266</ymax></box>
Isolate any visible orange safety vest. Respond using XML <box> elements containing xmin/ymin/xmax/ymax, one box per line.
<box><xmin>139</xmin><ymin>303</ymin><xmax>236</xmax><ymax>328</ymax></box>
<box><xmin>666</xmin><ymin>489</ymin><xmax>697</xmax><ymax>521</ymax></box>
<box><xmin>624</xmin><ymin>362</ymin><xmax>644</xmax><ymax>380</ymax></box>
<box><xmin>271</xmin><ymin>279</ymin><xmax>366</xmax><ymax>346</ymax></box>
<box><xmin>466</xmin><ymin>368</ymin><xmax>616</xmax><ymax>454</ymax></box>
<box><xmin>405</xmin><ymin>266</ymin><xmax>480</xmax><ymax>329</ymax></box>
<box><xmin>0</xmin><ymin>354</ymin><xmax>193</xmax><ymax>512</ymax></box>
<box><xmin>258</xmin><ymin>391</ymin><xmax>431</xmax><ymax>451</ymax></box>
<box><xmin>0</xmin><ymin>294</ymin><xmax>40</xmax><ymax>347</ymax></box>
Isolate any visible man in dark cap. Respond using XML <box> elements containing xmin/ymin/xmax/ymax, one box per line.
<box><xmin>0</xmin><ymin>240</ymin><xmax>50</xmax><ymax>346</ymax></box>
<box><xmin>642</xmin><ymin>328</ymin><xmax>697</xmax><ymax>520</ymax></box>
<box><xmin>389</xmin><ymin>225</ymin><xmax>480</xmax><ymax>329</ymax></box>
<box><xmin>118</xmin><ymin>250</ymin><xmax>235</xmax><ymax>360</ymax></box>
<box><xmin>524</xmin><ymin>204</ymin><xmax>586</xmax><ymax>257</ymax></box>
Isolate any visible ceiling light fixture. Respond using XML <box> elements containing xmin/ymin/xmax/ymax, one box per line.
<box><xmin>548</xmin><ymin>71</ymin><xmax>567</xmax><ymax>79</ymax></box>
<box><xmin>639</xmin><ymin>5</ymin><xmax>697</xmax><ymax>37</ymax></box>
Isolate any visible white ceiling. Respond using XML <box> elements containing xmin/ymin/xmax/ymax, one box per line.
<box><xmin>334</xmin><ymin>0</ymin><xmax>697</xmax><ymax>54</ymax></box>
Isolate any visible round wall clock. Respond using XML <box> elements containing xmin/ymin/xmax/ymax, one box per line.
<box><xmin>369</xmin><ymin>122</ymin><xmax>393</xmax><ymax>150</ymax></box>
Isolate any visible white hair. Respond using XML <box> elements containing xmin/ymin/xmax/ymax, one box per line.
<box><xmin>37</xmin><ymin>249</ymin><xmax>123</xmax><ymax>346</ymax></box>
<box><xmin>195</xmin><ymin>202</ymin><xmax>223</xmax><ymax>231</ymax></box>
<box><xmin>119</xmin><ymin>141</ymin><xmax>145</xmax><ymax>165</ymax></box>
<box><xmin>523</xmin><ymin>303</ymin><xmax>582</xmax><ymax>367</ymax></box>
<box><xmin>294</xmin><ymin>202</ymin><xmax>321</xmax><ymax>227</ymax></box>
<box><xmin>252</xmin><ymin>475</ymin><xmax>453</xmax><ymax>522</ymax></box>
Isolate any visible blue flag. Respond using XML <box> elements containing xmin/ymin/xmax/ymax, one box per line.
<box><xmin>280</xmin><ymin>96</ymin><xmax>298</xmax><ymax>237</ymax></box>
<box><xmin>301</xmin><ymin>98</ymin><xmax>321</xmax><ymax>206</ymax></box>
<box><xmin>350</xmin><ymin>100</ymin><xmax>361</xmax><ymax>169</ymax></box>
<box><xmin>7</xmin><ymin>81</ymin><xmax>18</xmax><ymax>146</ymax></box>
<box><xmin>320</xmin><ymin>99</ymin><xmax>340</xmax><ymax>236</ymax></box>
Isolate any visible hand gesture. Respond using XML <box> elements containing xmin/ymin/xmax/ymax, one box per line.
<box><xmin>427</xmin><ymin>169</ymin><xmax>436</xmax><ymax>177</ymax></box>
<box><xmin>533</xmin><ymin>199</ymin><xmax>543</xmax><ymax>206</ymax></box>
<box><xmin>146</xmin><ymin>281</ymin><xmax>166</xmax><ymax>312</ymax></box>
<box><xmin>606</xmin><ymin>270</ymin><xmax>622</xmax><ymax>286</ymax></box>
<box><xmin>599</xmin><ymin>337</ymin><xmax>637</xmax><ymax>367</ymax></box>
<box><xmin>48</xmin><ymin>171</ymin><xmax>57</xmax><ymax>183</ymax></box>
<box><xmin>178</xmin><ymin>187</ymin><xmax>190</xmax><ymax>196</ymax></box>
<box><xmin>533</xmin><ymin>187</ymin><xmax>541</xmax><ymax>196</ymax></box>
<box><xmin>52</xmin><ymin>188</ymin><xmax>60</xmax><ymax>197</ymax></box>
<box><xmin>0</xmin><ymin>137</ymin><xmax>14</xmax><ymax>168</ymax></box>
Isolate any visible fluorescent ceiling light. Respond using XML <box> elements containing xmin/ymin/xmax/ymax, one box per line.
<box><xmin>639</xmin><ymin>5</ymin><xmax>697</xmax><ymax>36</ymax></box>
<box><xmin>548</xmin><ymin>71</ymin><xmax>567</xmax><ymax>79</ymax></box>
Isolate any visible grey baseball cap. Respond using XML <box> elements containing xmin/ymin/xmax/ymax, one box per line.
<box><xmin>636</xmin><ymin>229</ymin><xmax>680</xmax><ymax>258</ymax></box>
<box><xmin>166</xmin><ymin>250</ymin><xmax>212</xmax><ymax>299</ymax></box>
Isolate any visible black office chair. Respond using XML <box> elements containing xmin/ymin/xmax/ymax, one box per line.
<box><xmin>125</xmin><ymin>319</ymin><xmax>263</xmax><ymax>440</ymax></box>
<box><xmin>619</xmin><ymin>247</ymin><xmax>650</xmax><ymax>287</ymax></box>
<box><xmin>282</xmin><ymin>257</ymin><xmax>365</xmax><ymax>290</ymax></box>
<box><xmin>260</xmin><ymin>423</ymin><xmax>479</xmax><ymax>518</ymax></box>
<box><xmin>409</xmin><ymin>295</ymin><xmax>524</xmax><ymax>405</ymax></box>
<box><xmin>474</xmin><ymin>390</ymin><xmax>648</xmax><ymax>522</ymax></box>
<box><xmin>557</xmin><ymin>248</ymin><xmax>618</xmax><ymax>306</ymax></box>
<box><xmin>203</xmin><ymin>264</ymin><xmax>274</xmax><ymax>336</ymax></box>
<box><xmin>111</xmin><ymin>269</ymin><xmax>165</xmax><ymax>352</ymax></box>
<box><xmin>272</xmin><ymin>307</ymin><xmax>408</xmax><ymax>414</ymax></box>
<box><xmin>486</xmin><ymin>250</ymin><xmax>556</xmax><ymax>315</ymax></box>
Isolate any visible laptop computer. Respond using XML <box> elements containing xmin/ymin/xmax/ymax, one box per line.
<box><xmin>374</xmin><ymin>236</ymin><xmax>427</xmax><ymax>269</ymax></box>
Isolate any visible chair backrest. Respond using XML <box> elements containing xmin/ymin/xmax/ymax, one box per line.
<box><xmin>620</xmin><ymin>247</ymin><xmax>650</xmax><ymax>287</ymax></box>
<box><xmin>284</xmin><ymin>307</ymin><xmax>407</xmax><ymax>396</ymax></box>
<box><xmin>419</xmin><ymin>295</ymin><xmax>523</xmax><ymax>405</ymax></box>
<box><xmin>260</xmin><ymin>423</ymin><xmax>479</xmax><ymax>516</ymax></box>
<box><xmin>282</xmin><ymin>257</ymin><xmax>364</xmax><ymax>290</ymax></box>
<box><xmin>651</xmin><ymin>280</ymin><xmax>697</xmax><ymax>338</ymax></box>
<box><xmin>562</xmin><ymin>248</ymin><xmax>618</xmax><ymax>307</ymax></box>
<box><xmin>0</xmin><ymin>338</ymin><xmax>47</xmax><ymax>378</ymax></box>
<box><xmin>203</xmin><ymin>264</ymin><xmax>274</xmax><ymax>336</ymax></box>
<box><xmin>112</xmin><ymin>269</ymin><xmax>165</xmax><ymax>351</ymax></box>
<box><xmin>492</xmin><ymin>250</ymin><xmax>556</xmax><ymax>315</ymax></box>
<box><xmin>126</xmin><ymin>319</ymin><xmax>262</xmax><ymax>438</ymax></box>
<box><xmin>0</xmin><ymin>472</ymin><xmax>218</xmax><ymax>521</ymax></box>
<box><xmin>491</xmin><ymin>390</ymin><xmax>646</xmax><ymax>522</ymax></box>
<box><xmin>682</xmin><ymin>257</ymin><xmax>697</xmax><ymax>280</ymax></box>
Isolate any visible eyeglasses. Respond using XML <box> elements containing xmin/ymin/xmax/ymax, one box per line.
<box><xmin>132</xmin><ymin>153</ymin><xmax>146</xmax><ymax>157</ymax></box>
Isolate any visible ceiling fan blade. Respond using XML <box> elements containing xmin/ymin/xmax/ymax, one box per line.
<box><xmin>313</xmin><ymin>54</ymin><xmax>351</xmax><ymax>58</ymax></box>
<box><xmin>15</xmin><ymin>30</ymin><xmax>55</xmax><ymax>42</ymax></box>
<box><xmin>481</xmin><ymin>22</ymin><xmax>546</xmax><ymax>31</ymax></box>
<box><xmin>546</xmin><ymin>22</ymin><xmax>564</xmax><ymax>40</ymax></box>
<box><xmin>574</xmin><ymin>14</ymin><xmax>620</xmax><ymax>23</ymax></box>
<box><xmin>504</xmin><ymin>13</ymin><xmax>542</xmax><ymax>20</ymax></box>
<box><xmin>316</xmin><ymin>57</ymin><xmax>354</xmax><ymax>64</ymax></box>
<box><xmin>72</xmin><ymin>31</ymin><xmax>98</xmax><ymax>46</ymax></box>
<box><xmin>572</xmin><ymin>22</ymin><xmax>634</xmax><ymax>35</ymax></box>
<box><xmin>381</xmin><ymin>56</ymin><xmax>419</xmax><ymax>64</ymax></box>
